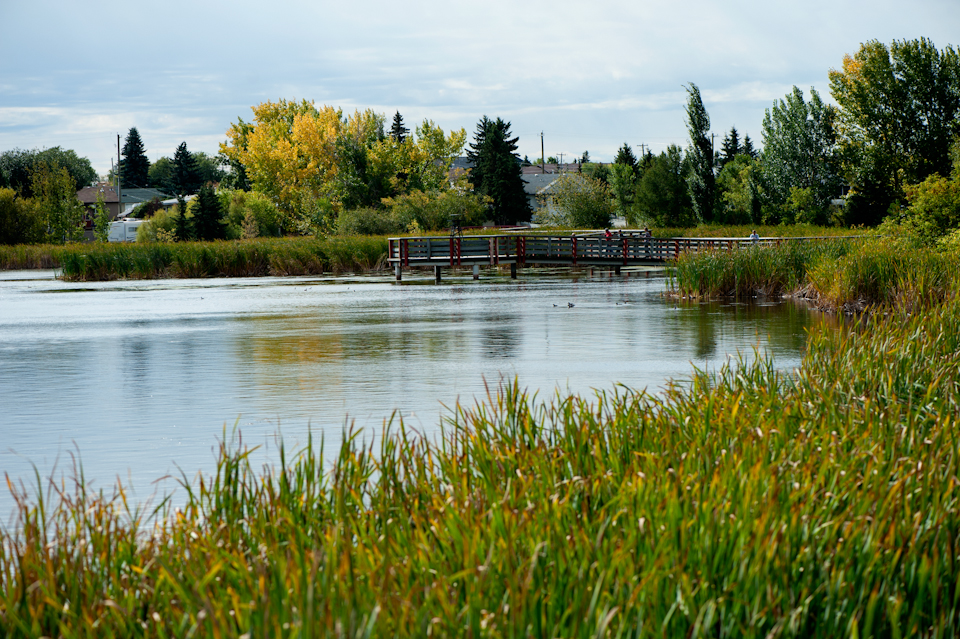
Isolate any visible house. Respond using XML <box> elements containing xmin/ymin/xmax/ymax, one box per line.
<box><xmin>522</xmin><ymin>173</ymin><xmax>561</xmax><ymax>212</ymax></box>
<box><xmin>120</xmin><ymin>188</ymin><xmax>172</xmax><ymax>216</ymax></box>
<box><xmin>76</xmin><ymin>183</ymin><xmax>122</xmax><ymax>240</ymax></box>
<box><xmin>521</xmin><ymin>162</ymin><xmax>584</xmax><ymax>175</ymax></box>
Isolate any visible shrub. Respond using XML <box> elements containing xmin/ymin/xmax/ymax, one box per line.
<box><xmin>534</xmin><ymin>174</ymin><xmax>614</xmax><ymax>228</ymax></box>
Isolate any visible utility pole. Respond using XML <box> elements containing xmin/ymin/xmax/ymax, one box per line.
<box><xmin>638</xmin><ymin>143</ymin><xmax>648</xmax><ymax>158</ymax></box>
<box><xmin>541</xmin><ymin>131</ymin><xmax>545</xmax><ymax>174</ymax></box>
<box><xmin>558</xmin><ymin>152</ymin><xmax>565</xmax><ymax>171</ymax></box>
<box><xmin>117</xmin><ymin>134</ymin><xmax>122</xmax><ymax>217</ymax></box>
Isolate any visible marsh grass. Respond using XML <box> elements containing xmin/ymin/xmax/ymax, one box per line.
<box><xmin>0</xmin><ymin>236</ymin><xmax>389</xmax><ymax>281</ymax></box>
<box><xmin>670</xmin><ymin>237</ymin><xmax>958</xmax><ymax>312</ymax></box>
<box><xmin>4</xmin><ymin>284</ymin><xmax>960</xmax><ymax>637</ymax></box>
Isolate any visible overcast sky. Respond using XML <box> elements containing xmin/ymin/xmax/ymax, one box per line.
<box><xmin>2</xmin><ymin>0</ymin><xmax>958</xmax><ymax>176</ymax></box>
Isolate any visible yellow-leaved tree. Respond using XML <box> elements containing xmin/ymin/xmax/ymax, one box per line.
<box><xmin>222</xmin><ymin>101</ymin><xmax>466</xmax><ymax>234</ymax></box>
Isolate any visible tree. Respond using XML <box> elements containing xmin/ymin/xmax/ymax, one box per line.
<box><xmin>829</xmin><ymin>38</ymin><xmax>960</xmax><ymax>224</ymax></box>
<box><xmin>741</xmin><ymin>135</ymin><xmax>757</xmax><ymax>159</ymax></box>
<box><xmin>636</xmin><ymin>145</ymin><xmax>696</xmax><ymax>227</ymax></box>
<box><xmin>614</xmin><ymin>143</ymin><xmax>638</xmax><ymax>175</ymax></box>
<box><xmin>31</xmin><ymin>162</ymin><xmax>86</xmax><ymax>243</ymax></box>
<box><xmin>120</xmin><ymin>127</ymin><xmax>151</xmax><ymax>188</ymax></box>
<box><xmin>684</xmin><ymin>83</ymin><xmax>715</xmax><ymax>222</ymax></box>
<box><xmin>0</xmin><ymin>188</ymin><xmax>44</xmax><ymax>244</ymax></box>
<box><xmin>174</xmin><ymin>194</ymin><xmax>192</xmax><ymax>242</ymax></box>
<box><xmin>193</xmin><ymin>152</ymin><xmax>226</xmax><ymax>186</ymax></box>
<box><xmin>760</xmin><ymin>86</ymin><xmax>841</xmax><ymax>224</ymax></box>
<box><xmin>93</xmin><ymin>191</ymin><xmax>111</xmax><ymax>242</ymax></box>
<box><xmin>466</xmin><ymin>116</ymin><xmax>531</xmax><ymax>224</ymax></box>
<box><xmin>716</xmin><ymin>154</ymin><xmax>761</xmax><ymax>225</ymax></box>
<box><xmin>609</xmin><ymin>163</ymin><xmax>637</xmax><ymax>218</ymax></box>
<box><xmin>534</xmin><ymin>175</ymin><xmax>613</xmax><ymax>228</ymax></box>
<box><xmin>193</xmin><ymin>183</ymin><xmax>224</xmax><ymax>241</ymax></box>
<box><xmin>0</xmin><ymin>147</ymin><xmax>96</xmax><ymax>197</ymax></box>
<box><xmin>581</xmin><ymin>151</ymin><xmax>590</xmax><ymax>164</ymax></box>
<box><xmin>149</xmin><ymin>157</ymin><xmax>176</xmax><ymax>193</ymax></box>
<box><xmin>173</xmin><ymin>142</ymin><xmax>201</xmax><ymax>195</ymax></box>
<box><xmin>719</xmin><ymin>126</ymin><xmax>741</xmax><ymax>169</ymax></box>
<box><xmin>390</xmin><ymin>111</ymin><xmax>409</xmax><ymax>143</ymax></box>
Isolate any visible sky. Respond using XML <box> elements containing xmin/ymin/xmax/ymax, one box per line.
<box><xmin>2</xmin><ymin>0</ymin><xmax>958</xmax><ymax>176</ymax></box>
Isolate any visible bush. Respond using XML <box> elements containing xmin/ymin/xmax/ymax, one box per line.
<box><xmin>136</xmin><ymin>207</ymin><xmax>180</xmax><ymax>243</ymax></box>
<box><xmin>534</xmin><ymin>174</ymin><xmax>614</xmax><ymax>228</ymax></box>
<box><xmin>220</xmin><ymin>189</ymin><xmax>282</xmax><ymax>239</ymax></box>
<box><xmin>334</xmin><ymin>206</ymin><xmax>405</xmax><ymax>236</ymax></box>
<box><xmin>0</xmin><ymin>188</ymin><xmax>45</xmax><ymax>245</ymax></box>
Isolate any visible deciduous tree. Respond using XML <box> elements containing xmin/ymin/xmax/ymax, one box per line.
<box><xmin>684</xmin><ymin>83</ymin><xmax>715</xmax><ymax>222</ymax></box>
<box><xmin>31</xmin><ymin>162</ymin><xmax>86</xmax><ymax>243</ymax></box>
<box><xmin>761</xmin><ymin>86</ymin><xmax>841</xmax><ymax>224</ymax></box>
<box><xmin>829</xmin><ymin>38</ymin><xmax>960</xmax><ymax>224</ymax></box>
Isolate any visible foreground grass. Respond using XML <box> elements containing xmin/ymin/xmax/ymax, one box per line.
<box><xmin>3</xmin><ymin>282</ymin><xmax>960</xmax><ymax>636</ymax></box>
<box><xmin>0</xmin><ymin>236</ymin><xmax>389</xmax><ymax>280</ymax></box>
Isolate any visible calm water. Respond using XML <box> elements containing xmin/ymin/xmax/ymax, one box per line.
<box><xmin>0</xmin><ymin>268</ymin><xmax>819</xmax><ymax>521</ymax></box>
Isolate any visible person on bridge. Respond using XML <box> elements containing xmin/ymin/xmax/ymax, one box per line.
<box><xmin>750</xmin><ymin>230</ymin><xmax>760</xmax><ymax>243</ymax></box>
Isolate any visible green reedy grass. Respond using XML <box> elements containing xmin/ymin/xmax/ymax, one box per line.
<box><xmin>652</xmin><ymin>224</ymin><xmax>867</xmax><ymax>238</ymax></box>
<box><xmin>670</xmin><ymin>238</ymin><xmax>958</xmax><ymax>311</ymax></box>
<box><xmin>0</xmin><ymin>236</ymin><xmax>389</xmax><ymax>281</ymax></box>
<box><xmin>4</xmin><ymin>289</ymin><xmax>960</xmax><ymax>636</ymax></box>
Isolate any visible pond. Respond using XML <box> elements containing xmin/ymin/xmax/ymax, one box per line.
<box><xmin>0</xmin><ymin>267</ymin><xmax>823</xmax><ymax>521</ymax></box>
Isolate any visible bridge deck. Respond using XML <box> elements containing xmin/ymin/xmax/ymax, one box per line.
<box><xmin>388</xmin><ymin>233</ymin><xmax>839</xmax><ymax>269</ymax></box>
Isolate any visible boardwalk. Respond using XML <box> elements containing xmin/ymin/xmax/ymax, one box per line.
<box><xmin>388</xmin><ymin>232</ymin><xmax>835</xmax><ymax>280</ymax></box>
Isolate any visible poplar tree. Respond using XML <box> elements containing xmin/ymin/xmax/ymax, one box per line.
<box><xmin>685</xmin><ymin>83</ymin><xmax>716</xmax><ymax>222</ymax></box>
<box><xmin>120</xmin><ymin>127</ymin><xmax>151</xmax><ymax>188</ymax></box>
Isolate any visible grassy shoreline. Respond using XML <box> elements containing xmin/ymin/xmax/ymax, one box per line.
<box><xmin>0</xmin><ymin>236</ymin><xmax>389</xmax><ymax>280</ymax></box>
<box><xmin>669</xmin><ymin>237</ymin><xmax>958</xmax><ymax>313</ymax></box>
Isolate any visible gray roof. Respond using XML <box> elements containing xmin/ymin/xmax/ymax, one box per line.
<box><xmin>120</xmin><ymin>188</ymin><xmax>172</xmax><ymax>204</ymax></box>
<box><xmin>522</xmin><ymin>173</ymin><xmax>560</xmax><ymax>195</ymax></box>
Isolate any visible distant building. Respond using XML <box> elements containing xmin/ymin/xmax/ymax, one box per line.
<box><xmin>120</xmin><ymin>188</ymin><xmax>172</xmax><ymax>216</ymax></box>
<box><xmin>76</xmin><ymin>183</ymin><xmax>121</xmax><ymax>241</ymax></box>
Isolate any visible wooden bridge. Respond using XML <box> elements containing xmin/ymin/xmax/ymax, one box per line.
<box><xmin>388</xmin><ymin>232</ymin><xmax>834</xmax><ymax>280</ymax></box>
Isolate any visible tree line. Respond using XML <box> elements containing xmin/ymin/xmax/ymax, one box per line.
<box><xmin>1</xmin><ymin>37</ymin><xmax>957</xmax><ymax>246</ymax></box>
<box><xmin>574</xmin><ymin>37</ymin><xmax>959</xmax><ymax>236</ymax></box>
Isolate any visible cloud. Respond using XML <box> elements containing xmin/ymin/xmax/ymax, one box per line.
<box><xmin>2</xmin><ymin>0</ymin><xmax>958</xmax><ymax>172</ymax></box>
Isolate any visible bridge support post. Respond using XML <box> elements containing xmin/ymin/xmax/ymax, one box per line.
<box><xmin>473</xmin><ymin>264</ymin><xmax>479</xmax><ymax>280</ymax></box>
<box><xmin>435</xmin><ymin>265</ymin><xmax>442</xmax><ymax>283</ymax></box>
<box><xmin>615</xmin><ymin>266</ymin><xmax>621</xmax><ymax>275</ymax></box>
<box><xmin>395</xmin><ymin>263</ymin><xmax>402</xmax><ymax>281</ymax></box>
<box><xmin>510</xmin><ymin>263</ymin><xmax>517</xmax><ymax>279</ymax></box>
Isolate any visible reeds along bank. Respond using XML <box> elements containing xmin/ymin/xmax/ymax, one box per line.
<box><xmin>0</xmin><ymin>236</ymin><xmax>389</xmax><ymax>280</ymax></box>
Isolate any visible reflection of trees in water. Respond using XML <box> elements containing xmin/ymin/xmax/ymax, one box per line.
<box><xmin>667</xmin><ymin>298</ymin><xmax>835</xmax><ymax>362</ymax></box>
<box><xmin>480</xmin><ymin>314</ymin><xmax>521</xmax><ymax>359</ymax></box>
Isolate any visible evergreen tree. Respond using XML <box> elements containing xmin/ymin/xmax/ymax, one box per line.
<box><xmin>637</xmin><ymin>145</ymin><xmax>696</xmax><ymax>227</ymax></box>
<box><xmin>389</xmin><ymin>111</ymin><xmax>409</xmax><ymax>143</ymax></box>
<box><xmin>742</xmin><ymin>135</ymin><xmax>756</xmax><ymax>159</ymax></box>
<box><xmin>719</xmin><ymin>126</ymin><xmax>741</xmax><ymax>169</ymax></box>
<box><xmin>120</xmin><ymin>127</ymin><xmax>151</xmax><ymax>188</ymax></box>
<box><xmin>172</xmin><ymin>142</ymin><xmax>201</xmax><ymax>195</ymax></box>
<box><xmin>192</xmin><ymin>184</ymin><xmax>224</xmax><ymax>241</ymax></box>
<box><xmin>614</xmin><ymin>143</ymin><xmax>639</xmax><ymax>175</ymax></box>
<box><xmin>466</xmin><ymin>116</ymin><xmax>531</xmax><ymax>225</ymax></box>
<box><xmin>174</xmin><ymin>194</ymin><xmax>192</xmax><ymax>242</ymax></box>
<box><xmin>581</xmin><ymin>150</ymin><xmax>591</xmax><ymax>164</ymax></box>
<box><xmin>685</xmin><ymin>82</ymin><xmax>716</xmax><ymax>222</ymax></box>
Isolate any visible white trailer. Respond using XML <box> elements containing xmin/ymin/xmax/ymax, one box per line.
<box><xmin>108</xmin><ymin>219</ymin><xmax>144</xmax><ymax>242</ymax></box>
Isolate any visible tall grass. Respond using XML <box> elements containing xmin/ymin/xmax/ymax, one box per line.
<box><xmin>670</xmin><ymin>237</ymin><xmax>959</xmax><ymax>311</ymax></box>
<box><xmin>4</xmin><ymin>286</ymin><xmax>960</xmax><ymax>636</ymax></box>
<box><xmin>0</xmin><ymin>236</ymin><xmax>389</xmax><ymax>280</ymax></box>
<box><xmin>669</xmin><ymin>238</ymin><xmax>854</xmax><ymax>300</ymax></box>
